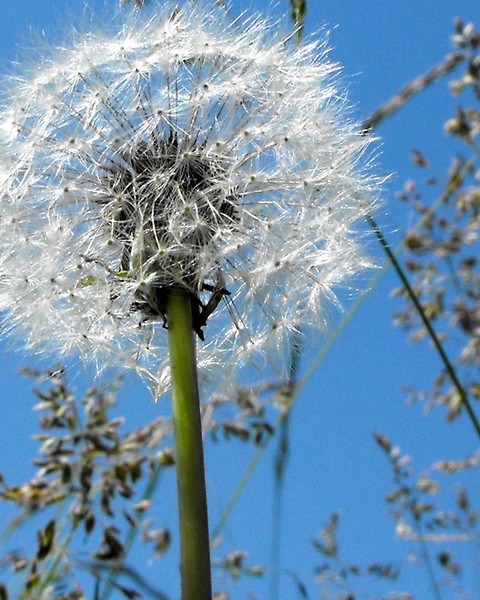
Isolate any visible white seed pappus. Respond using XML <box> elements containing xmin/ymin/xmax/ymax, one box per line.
<box><xmin>0</xmin><ymin>2</ymin><xmax>379</xmax><ymax>397</ymax></box>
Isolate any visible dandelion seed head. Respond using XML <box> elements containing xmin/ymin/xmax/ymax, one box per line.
<box><xmin>0</xmin><ymin>2</ymin><xmax>379</xmax><ymax>397</ymax></box>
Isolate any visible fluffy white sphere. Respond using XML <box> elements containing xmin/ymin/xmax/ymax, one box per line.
<box><xmin>0</xmin><ymin>2</ymin><xmax>378</xmax><ymax>396</ymax></box>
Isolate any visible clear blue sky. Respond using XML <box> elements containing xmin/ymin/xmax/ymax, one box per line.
<box><xmin>0</xmin><ymin>1</ymin><xmax>479</xmax><ymax>598</ymax></box>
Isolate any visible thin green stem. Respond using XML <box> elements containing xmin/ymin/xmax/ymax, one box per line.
<box><xmin>367</xmin><ymin>215</ymin><xmax>480</xmax><ymax>440</ymax></box>
<box><xmin>270</xmin><ymin>335</ymin><xmax>301</xmax><ymax>600</ymax></box>
<box><xmin>414</xmin><ymin>518</ymin><xmax>443</xmax><ymax>600</ymax></box>
<box><xmin>166</xmin><ymin>289</ymin><xmax>212</xmax><ymax>600</ymax></box>
<box><xmin>269</xmin><ymin>414</ymin><xmax>289</xmax><ymax>600</ymax></box>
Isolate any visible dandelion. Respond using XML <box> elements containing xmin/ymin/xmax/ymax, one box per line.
<box><xmin>0</xmin><ymin>2</ymin><xmax>376</xmax><ymax>396</ymax></box>
<box><xmin>0</xmin><ymin>2</ymin><xmax>378</xmax><ymax>596</ymax></box>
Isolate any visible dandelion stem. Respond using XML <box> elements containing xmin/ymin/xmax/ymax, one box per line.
<box><xmin>166</xmin><ymin>289</ymin><xmax>212</xmax><ymax>600</ymax></box>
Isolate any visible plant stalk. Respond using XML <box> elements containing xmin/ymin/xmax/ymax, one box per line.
<box><xmin>166</xmin><ymin>289</ymin><xmax>212</xmax><ymax>600</ymax></box>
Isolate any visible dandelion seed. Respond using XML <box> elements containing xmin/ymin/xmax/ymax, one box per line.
<box><xmin>0</xmin><ymin>2</ymin><xmax>378</xmax><ymax>396</ymax></box>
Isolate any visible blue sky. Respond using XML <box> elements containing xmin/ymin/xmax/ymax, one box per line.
<box><xmin>0</xmin><ymin>1</ymin><xmax>479</xmax><ymax>599</ymax></box>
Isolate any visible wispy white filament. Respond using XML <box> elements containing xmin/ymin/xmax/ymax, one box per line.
<box><xmin>0</xmin><ymin>2</ymin><xmax>378</xmax><ymax>396</ymax></box>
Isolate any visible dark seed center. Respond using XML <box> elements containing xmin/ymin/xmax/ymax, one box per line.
<box><xmin>98</xmin><ymin>131</ymin><xmax>237</xmax><ymax>337</ymax></box>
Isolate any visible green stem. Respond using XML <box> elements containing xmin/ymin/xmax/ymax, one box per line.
<box><xmin>368</xmin><ymin>215</ymin><xmax>480</xmax><ymax>439</ymax></box>
<box><xmin>166</xmin><ymin>289</ymin><xmax>212</xmax><ymax>600</ymax></box>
